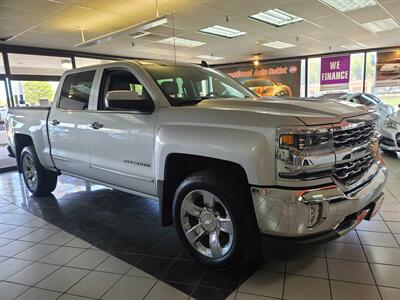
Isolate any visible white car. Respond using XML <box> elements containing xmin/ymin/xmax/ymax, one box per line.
<box><xmin>317</xmin><ymin>93</ymin><xmax>394</xmax><ymax>131</ymax></box>
<box><xmin>379</xmin><ymin>59</ymin><xmax>400</xmax><ymax>75</ymax></box>
<box><xmin>380</xmin><ymin>59</ymin><xmax>400</xmax><ymax>75</ymax></box>
<box><xmin>381</xmin><ymin>111</ymin><xmax>400</xmax><ymax>153</ymax></box>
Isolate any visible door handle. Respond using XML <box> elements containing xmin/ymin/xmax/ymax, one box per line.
<box><xmin>89</xmin><ymin>121</ymin><xmax>104</xmax><ymax>130</ymax></box>
<box><xmin>52</xmin><ymin>119</ymin><xmax>60</xmax><ymax>126</ymax></box>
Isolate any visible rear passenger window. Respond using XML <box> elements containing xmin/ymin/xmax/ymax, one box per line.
<box><xmin>59</xmin><ymin>71</ymin><xmax>95</xmax><ymax>110</ymax></box>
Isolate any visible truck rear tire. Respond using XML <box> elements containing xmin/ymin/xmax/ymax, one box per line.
<box><xmin>173</xmin><ymin>170</ymin><xmax>261</xmax><ymax>270</ymax></box>
<box><xmin>20</xmin><ymin>146</ymin><xmax>58</xmax><ymax>196</ymax></box>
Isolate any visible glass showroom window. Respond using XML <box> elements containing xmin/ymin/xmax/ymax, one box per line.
<box><xmin>0</xmin><ymin>80</ymin><xmax>7</xmax><ymax>108</ymax></box>
<box><xmin>349</xmin><ymin>53</ymin><xmax>364</xmax><ymax>93</ymax></box>
<box><xmin>300</xmin><ymin>59</ymin><xmax>306</xmax><ymax>97</ymax></box>
<box><xmin>307</xmin><ymin>57</ymin><xmax>321</xmax><ymax>97</ymax></box>
<box><xmin>365</xmin><ymin>52</ymin><xmax>377</xmax><ymax>94</ymax></box>
<box><xmin>308</xmin><ymin>53</ymin><xmax>364</xmax><ymax>97</ymax></box>
<box><xmin>11</xmin><ymin>81</ymin><xmax>59</xmax><ymax>106</ymax></box>
<box><xmin>8</xmin><ymin>53</ymin><xmax>72</xmax><ymax>76</ymax></box>
<box><xmin>365</xmin><ymin>51</ymin><xmax>400</xmax><ymax>109</ymax></box>
<box><xmin>0</xmin><ymin>53</ymin><xmax>5</xmax><ymax>74</ymax></box>
<box><xmin>75</xmin><ymin>57</ymin><xmax>115</xmax><ymax>68</ymax></box>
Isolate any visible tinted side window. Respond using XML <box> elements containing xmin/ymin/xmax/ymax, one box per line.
<box><xmin>359</xmin><ymin>95</ymin><xmax>377</xmax><ymax>106</ymax></box>
<box><xmin>59</xmin><ymin>71</ymin><xmax>95</xmax><ymax>110</ymax></box>
<box><xmin>349</xmin><ymin>97</ymin><xmax>359</xmax><ymax>104</ymax></box>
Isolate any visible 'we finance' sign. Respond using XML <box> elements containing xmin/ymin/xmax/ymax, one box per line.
<box><xmin>320</xmin><ymin>55</ymin><xmax>350</xmax><ymax>91</ymax></box>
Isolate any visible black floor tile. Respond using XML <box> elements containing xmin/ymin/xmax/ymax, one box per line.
<box><xmin>147</xmin><ymin>230</ymin><xmax>183</xmax><ymax>258</ymax></box>
<box><xmin>191</xmin><ymin>286</ymin><xmax>233</xmax><ymax>300</ymax></box>
<box><xmin>135</xmin><ymin>256</ymin><xmax>174</xmax><ymax>278</ymax></box>
<box><xmin>162</xmin><ymin>259</ymin><xmax>205</xmax><ymax>285</ymax></box>
<box><xmin>198</xmin><ymin>269</ymin><xmax>242</xmax><ymax>291</ymax></box>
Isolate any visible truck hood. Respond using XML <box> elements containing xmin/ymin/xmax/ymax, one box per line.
<box><xmin>197</xmin><ymin>97</ymin><xmax>373</xmax><ymax>125</ymax></box>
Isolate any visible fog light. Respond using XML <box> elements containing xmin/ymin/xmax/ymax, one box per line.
<box><xmin>308</xmin><ymin>204</ymin><xmax>321</xmax><ymax>228</ymax></box>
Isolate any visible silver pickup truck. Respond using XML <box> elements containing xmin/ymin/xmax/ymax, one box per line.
<box><xmin>5</xmin><ymin>60</ymin><xmax>387</xmax><ymax>270</ymax></box>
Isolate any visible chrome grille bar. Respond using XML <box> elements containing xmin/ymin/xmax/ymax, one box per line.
<box><xmin>333</xmin><ymin>123</ymin><xmax>375</xmax><ymax>149</ymax></box>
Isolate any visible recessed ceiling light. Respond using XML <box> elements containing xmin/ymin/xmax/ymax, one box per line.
<box><xmin>361</xmin><ymin>18</ymin><xmax>400</xmax><ymax>33</ymax></box>
<box><xmin>157</xmin><ymin>37</ymin><xmax>206</xmax><ymax>48</ymax></box>
<box><xmin>249</xmin><ymin>9</ymin><xmax>303</xmax><ymax>27</ymax></box>
<box><xmin>320</xmin><ymin>0</ymin><xmax>377</xmax><ymax>12</ymax></box>
<box><xmin>262</xmin><ymin>41</ymin><xmax>296</xmax><ymax>49</ymax></box>
<box><xmin>195</xmin><ymin>55</ymin><xmax>225</xmax><ymax>61</ymax></box>
<box><xmin>340</xmin><ymin>42</ymin><xmax>367</xmax><ymax>50</ymax></box>
<box><xmin>200</xmin><ymin>25</ymin><xmax>246</xmax><ymax>38</ymax></box>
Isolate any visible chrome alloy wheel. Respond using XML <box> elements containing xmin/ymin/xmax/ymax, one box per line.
<box><xmin>22</xmin><ymin>154</ymin><xmax>38</xmax><ymax>191</ymax></box>
<box><xmin>180</xmin><ymin>190</ymin><xmax>234</xmax><ymax>259</ymax></box>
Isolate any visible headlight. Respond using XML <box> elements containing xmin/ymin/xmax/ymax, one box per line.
<box><xmin>384</xmin><ymin>118</ymin><xmax>398</xmax><ymax>130</ymax></box>
<box><xmin>276</xmin><ymin>126</ymin><xmax>335</xmax><ymax>181</ymax></box>
<box><xmin>279</xmin><ymin>132</ymin><xmax>331</xmax><ymax>151</ymax></box>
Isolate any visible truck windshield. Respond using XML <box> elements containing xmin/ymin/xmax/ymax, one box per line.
<box><xmin>144</xmin><ymin>64</ymin><xmax>255</xmax><ymax>105</ymax></box>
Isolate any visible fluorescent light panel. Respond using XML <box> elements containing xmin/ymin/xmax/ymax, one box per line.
<box><xmin>361</xmin><ymin>18</ymin><xmax>400</xmax><ymax>33</ymax></box>
<box><xmin>262</xmin><ymin>41</ymin><xmax>296</xmax><ymax>49</ymax></box>
<box><xmin>200</xmin><ymin>25</ymin><xmax>246</xmax><ymax>38</ymax></box>
<box><xmin>249</xmin><ymin>9</ymin><xmax>303</xmax><ymax>27</ymax></box>
<box><xmin>195</xmin><ymin>55</ymin><xmax>225</xmax><ymax>61</ymax></box>
<box><xmin>320</xmin><ymin>0</ymin><xmax>376</xmax><ymax>12</ymax></box>
<box><xmin>75</xmin><ymin>15</ymin><xmax>167</xmax><ymax>47</ymax></box>
<box><xmin>158</xmin><ymin>37</ymin><xmax>206</xmax><ymax>48</ymax></box>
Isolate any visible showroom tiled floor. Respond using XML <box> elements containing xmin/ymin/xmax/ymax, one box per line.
<box><xmin>0</xmin><ymin>152</ymin><xmax>399</xmax><ymax>300</ymax></box>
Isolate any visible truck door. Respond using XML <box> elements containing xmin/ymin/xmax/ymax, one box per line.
<box><xmin>48</xmin><ymin>70</ymin><xmax>96</xmax><ymax>178</ymax></box>
<box><xmin>88</xmin><ymin>67</ymin><xmax>157</xmax><ymax>196</ymax></box>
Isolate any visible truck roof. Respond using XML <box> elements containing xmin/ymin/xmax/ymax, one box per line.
<box><xmin>65</xmin><ymin>59</ymin><xmax>201</xmax><ymax>75</ymax></box>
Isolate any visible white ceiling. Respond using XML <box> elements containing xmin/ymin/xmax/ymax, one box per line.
<box><xmin>0</xmin><ymin>0</ymin><xmax>399</xmax><ymax>65</ymax></box>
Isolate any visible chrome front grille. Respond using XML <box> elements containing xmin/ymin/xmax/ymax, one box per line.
<box><xmin>333</xmin><ymin>123</ymin><xmax>375</xmax><ymax>149</ymax></box>
<box><xmin>334</xmin><ymin>153</ymin><xmax>375</xmax><ymax>185</ymax></box>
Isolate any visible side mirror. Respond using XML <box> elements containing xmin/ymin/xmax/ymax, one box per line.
<box><xmin>105</xmin><ymin>90</ymin><xmax>154</xmax><ymax>113</ymax></box>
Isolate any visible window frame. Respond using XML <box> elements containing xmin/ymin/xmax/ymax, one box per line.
<box><xmin>96</xmin><ymin>67</ymin><xmax>155</xmax><ymax>114</ymax></box>
<box><xmin>57</xmin><ymin>70</ymin><xmax>96</xmax><ymax>111</ymax></box>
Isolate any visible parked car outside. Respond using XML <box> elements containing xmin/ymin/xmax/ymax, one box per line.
<box><xmin>381</xmin><ymin>110</ymin><xmax>400</xmax><ymax>153</ymax></box>
<box><xmin>242</xmin><ymin>79</ymin><xmax>292</xmax><ymax>97</ymax></box>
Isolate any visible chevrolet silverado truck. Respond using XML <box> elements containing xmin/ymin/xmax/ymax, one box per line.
<box><xmin>5</xmin><ymin>60</ymin><xmax>387</xmax><ymax>270</ymax></box>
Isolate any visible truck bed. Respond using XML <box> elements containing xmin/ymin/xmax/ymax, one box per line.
<box><xmin>6</xmin><ymin>106</ymin><xmax>55</xmax><ymax>171</ymax></box>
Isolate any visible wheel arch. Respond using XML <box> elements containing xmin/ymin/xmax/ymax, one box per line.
<box><xmin>158</xmin><ymin>153</ymin><xmax>250</xmax><ymax>226</ymax></box>
<box><xmin>14</xmin><ymin>133</ymin><xmax>34</xmax><ymax>172</ymax></box>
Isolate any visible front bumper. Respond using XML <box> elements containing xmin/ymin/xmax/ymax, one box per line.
<box><xmin>251</xmin><ymin>163</ymin><xmax>387</xmax><ymax>238</ymax></box>
<box><xmin>260</xmin><ymin>192</ymin><xmax>383</xmax><ymax>257</ymax></box>
<box><xmin>380</xmin><ymin>126</ymin><xmax>400</xmax><ymax>151</ymax></box>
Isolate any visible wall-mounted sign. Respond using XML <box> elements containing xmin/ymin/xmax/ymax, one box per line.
<box><xmin>375</xmin><ymin>51</ymin><xmax>400</xmax><ymax>87</ymax></box>
<box><xmin>217</xmin><ymin>60</ymin><xmax>301</xmax><ymax>97</ymax></box>
<box><xmin>320</xmin><ymin>55</ymin><xmax>350</xmax><ymax>91</ymax></box>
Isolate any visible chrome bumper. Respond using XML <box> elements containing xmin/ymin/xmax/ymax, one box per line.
<box><xmin>251</xmin><ymin>163</ymin><xmax>388</xmax><ymax>237</ymax></box>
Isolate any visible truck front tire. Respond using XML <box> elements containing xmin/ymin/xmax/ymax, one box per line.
<box><xmin>173</xmin><ymin>170</ymin><xmax>261</xmax><ymax>270</ymax></box>
<box><xmin>20</xmin><ymin>146</ymin><xmax>58</xmax><ymax>196</ymax></box>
